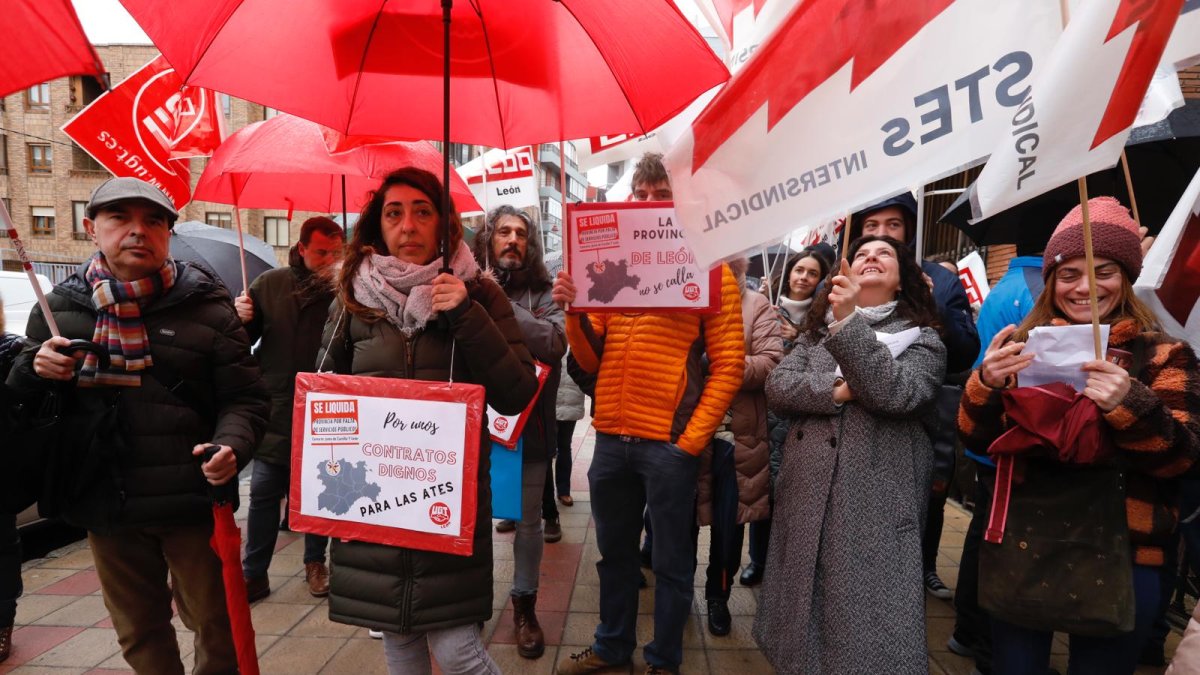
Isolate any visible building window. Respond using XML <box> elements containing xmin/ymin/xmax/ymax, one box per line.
<box><xmin>72</xmin><ymin>201</ymin><xmax>89</xmax><ymax>240</ymax></box>
<box><xmin>28</xmin><ymin>144</ymin><xmax>52</xmax><ymax>174</ymax></box>
<box><xmin>220</xmin><ymin>94</ymin><xmax>231</xmax><ymax>117</ymax></box>
<box><xmin>263</xmin><ymin>217</ymin><xmax>288</xmax><ymax>247</ymax></box>
<box><xmin>68</xmin><ymin>76</ymin><xmax>104</xmax><ymax>111</ymax></box>
<box><xmin>71</xmin><ymin>143</ymin><xmax>104</xmax><ymax>172</ymax></box>
<box><xmin>25</xmin><ymin>83</ymin><xmax>49</xmax><ymax>110</ymax></box>
<box><xmin>31</xmin><ymin>207</ymin><xmax>55</xmax><ymax>236</ymax></box>
<box><xmin>540</xmin><ymin>196</ymin><xmax>562</xmax><ymax>222</ymax></box>
<box><xmin>0</xmin><ymin>135</ymin><xmax>6</xmax><ymax>174</ymax></box>
<box><xmin>206</xmin><ymin>212</ymin><xmax>232</xmax><ymax>229</ymax></box>
<box><xmin>264</xmin><ymin>107</ymin><xmax>279</xmax><ymax>120</ymax></box>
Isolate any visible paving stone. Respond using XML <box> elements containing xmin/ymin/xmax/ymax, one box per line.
<box><xmin>27</xmin><ymin>627</ymin><xmax>121</xmax><ymax>668</ymax></box>
<box><xmin>32</xmin><ymin>596</ymin><xmax>110</xmax><ymax>627</ymax></box>
<box><xmin>257</xmin><ymin>636</ymin><xmax>344</xmax><ymax>672</ymax></box>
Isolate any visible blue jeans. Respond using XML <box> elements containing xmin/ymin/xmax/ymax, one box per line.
<box><xmin>512</xmin><ymin>460</ymin><xmax>546</xmax><ymax>597</ymax></box>
<box><xmin>991</xmin><ymin>564</ymin><xmax>1163</xmax><ymax>675</ymax></box>
<box><xmin>243</xmin><ymin>460</ymin><xmax>328</xmax><ymax>579</ymax></box>
<box><xmin>589</xmin><ymin>433</ymin><xmax>699</xmax><ymax>670</ymax></box>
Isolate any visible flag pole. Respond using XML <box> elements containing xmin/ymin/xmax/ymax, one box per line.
<box><xmin>1</xmin><ymin>200</ymin><xmax>60</xmax><ymax>337</ymax></box>
<box><xmin>1076</xmin><ymin>177</ymin><xmax>1104</xmax><ymax>360</ymax></box>
<box><xmin>1119</xmin><ymin>150</ymin><xmax>1142</xmax><ymax>228</ymax></box>
<box><xmin>840</xmin><ymin>211</ymin><xmax>853</xmax><ymax>260</ymax></box>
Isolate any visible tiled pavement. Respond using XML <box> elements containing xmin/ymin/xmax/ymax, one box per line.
<box><xmin>2</xmin><ymin>421</ymin><xmax>1182</xmax><ymax>674</ymax></box>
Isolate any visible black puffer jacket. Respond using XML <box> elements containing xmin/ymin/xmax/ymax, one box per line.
<box><xmin>6</xmin><ymin>261</ymin><xmax>268</xmax><ymax>531</ymax></box>
<box><xmin>244</xmin><ymin>262</ymin><xmax>336</xmax><ymax>467</ymax></box>
<box><xmin>318</xmin><ymin>273</ymin><xmax>536</xmax><ymax>634</ymax></box>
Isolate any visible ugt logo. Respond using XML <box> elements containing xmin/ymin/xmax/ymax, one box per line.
<box><xmin>429</xmin><ymin>502</ymin><xmax>452</xmax><ymax>528</ymax></box>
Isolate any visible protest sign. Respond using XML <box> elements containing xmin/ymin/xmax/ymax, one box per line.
<box><xmin>289</xmin><ymin>373</ymin><xmax>485</xmax><ymax>557</ymax></box>
<box><xmin>488</xmin><ymin>361</ymin><xmax>550</xmax><ymax>449</ymax></box>
<box><xmin>565</xmin><ymin>202</ymin><xmax>720</xmax><ymax>313</ymax></box>
<box><xmin>665</xmin><ymin>0</ymin><xmax>1064</xmax><ymax>268</ymax></box>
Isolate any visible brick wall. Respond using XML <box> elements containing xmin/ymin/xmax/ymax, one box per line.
<box><xmin>1181</xmin><ymin>65</ymin><xmax>1199</xmax><ymax>98</ymax></box>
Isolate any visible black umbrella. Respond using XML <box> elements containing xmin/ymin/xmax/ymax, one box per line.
<box><xmin>943</xmin><ymin>101</ymin><xmax>1200</xmax><ymax>249</ymax></box>
<box><xmin>170</xmin><ymin>221</ymin><xmax>278</xmax><ymax>298</ymax></box>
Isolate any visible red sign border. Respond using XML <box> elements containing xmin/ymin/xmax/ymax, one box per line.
<box><xmin>489</xmin><ymin>359</ymin><xmax>551</xmax><ymax>449</ymax></box>
<box><xmin>289</xmin><ymin>372</ymin><xmax>485</xmax><ymax>557</ymax></box>
<box><xmin>565</xmin><ymin>201</ymin><xmax>721</xmax><ymax>315</ymax></box>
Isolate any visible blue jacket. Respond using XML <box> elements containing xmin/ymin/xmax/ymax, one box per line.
<box><xmin>965</xmin><ymin>256</ymin><xmax>1043</xmax><ymax>465</ymax></box>
<box><xmin>923</xmin><ymin>260</ymin><xmax>980</xmax><ymax>376</ymax></box>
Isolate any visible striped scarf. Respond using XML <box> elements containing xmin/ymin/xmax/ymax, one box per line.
<box><xmin>79</xmin><ymin>253</ymin><xmax>176</xmax><ymax>387</ymax></box>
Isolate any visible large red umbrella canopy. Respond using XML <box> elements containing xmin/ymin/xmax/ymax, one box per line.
<box><xmin>2</xmin><ymin>0</ymin><xmax>105</xmax><ymax>98</ymax></box>
<box><xmin>194</xmin><ymin>114</ymin><xmax>482</xmax><ymax>214</ymax></box>
<box><xmin>116</xmin><ymin>0</ymin><xmax>728</xmax><ymax>148</ymax></box>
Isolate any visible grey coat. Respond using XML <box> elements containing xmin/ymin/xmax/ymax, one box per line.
<box><xmin>753</xmin><ymin>312</ymin><xmax>945</xmax><ymax>675</ymax></box>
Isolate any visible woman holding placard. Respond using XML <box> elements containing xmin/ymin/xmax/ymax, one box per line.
<box><xmin>960</xmin><ymin>197</ymin><xmax>1200</xmax><ymax>675</ymax></box>
<box><xmin>753</xmin><ymin>235</ymin><xmax>945</xmax><ymax>674</ymax></box>
<box><xmin>317</xmin><ymin>167</ymin><xmax>537</xmax><ymax>675</ymax></box>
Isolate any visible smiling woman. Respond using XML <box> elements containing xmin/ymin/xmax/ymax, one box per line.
<box><xmin>961</xmin><ymin>197</ymin><xmax>1200</xmax><ymax>674</ymax></box>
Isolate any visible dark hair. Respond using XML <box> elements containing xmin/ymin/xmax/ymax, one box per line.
<box><xmin>771</xmin><ymin>251</ymin><xmax>830</xmax><ymax>301</ymax></box>
<box><xmin>299</xmin><ymin>216</ymin><xmax>344</xmax><ymax>245</ymax></box>
<box><xmin>632</xmin><ymin>153</ymin><xmax>669</xmax><ymax>190</ymax></box>
<box><xmin>801</xmin><ymin>235</ymin><xmax>941</xmax><ymax>338</ymax></box>
<box><xmin>338</xmin><ymin>167</ymin><xmax>463</xmax><ymax>323</ymax></box>
<box><xmin>472</xmin><ymin>204</ymin><xmax>552</xmax><ymax>291</ymax></box>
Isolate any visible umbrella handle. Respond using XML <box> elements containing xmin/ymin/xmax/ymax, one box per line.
<box><xmin>200</xmin><ymin>444</ymin><xmax>239</xmax><ymax>505</ymax></box>
<box><xmin>56</xmin><ymin>339</ymin><xmax>110</xmax><ymax>371</ymax></box>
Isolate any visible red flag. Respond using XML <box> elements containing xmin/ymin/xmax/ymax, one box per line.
<box><xmin>0</xmin><ymin>0</ymin><xmax>104</xmax><ymax>99</ymax></box>
<box><xmin>62</xmin><ymin>56</ymin><xmax>225</xmax><ymax>209</ymax></box>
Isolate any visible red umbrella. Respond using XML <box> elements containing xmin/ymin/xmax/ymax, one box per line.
<box><xmin>1</xmin><ymin>0</ymin><xmax>105</xmax><ymax>98</ymax></box>
<box><xmin>201</xmin><ymin>446</ymin><xmax>259</xmax><ymax>675</ymax></box>
<box><xmin>194</xmin><ymin>114</ymin><xmax>483</xmax><ymax>216</ymax></box>
<box><xmin>115</xmin><ymin>0</ymin><xmax>727</xmax><ymax>148</ymax></box>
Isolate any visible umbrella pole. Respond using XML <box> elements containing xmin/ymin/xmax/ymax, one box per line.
<box><xmin>1076</xmin><ymin>177</ymin><xmax>1104</xmax><ymax>360</ymax></box>
<box><xmin>232</xmin><ymin>206</ymin><xmax>250</xmax><ymax>296</ymax></box>
<box><xmin>440</xmin><ymin>0</ymin><xmax>454</xmax><ymax>274</ymax></box>
<box><xmin>341</xmin><ymin>175</ymin><xmax>348</xmax><ymax>233</ymax></box>
<box><xmin>1119</xmin><ymin>150</ymin><xmax>1142</xmax><ymax>229</ymax></box>
<box><xmin>1</xmin><ymin>200</ymin><xmax>61</xmax><ymax>337</ymax></box>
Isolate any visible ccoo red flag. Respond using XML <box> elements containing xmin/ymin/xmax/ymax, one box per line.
<box><xmin>62</xmin><ymin>56</ymin><xmax>225</xmax><ymax>209</ymax></box>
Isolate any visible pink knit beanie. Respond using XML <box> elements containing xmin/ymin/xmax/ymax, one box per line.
<box><xmin>1043</xmin><ymin>196</ymin><xmax>1142</xmax><ymax>280</ymax></box>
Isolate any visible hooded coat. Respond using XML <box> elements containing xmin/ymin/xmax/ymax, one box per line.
<box><xmin>471</xmin><ymin>215</ymin><xmax>565</xmax><ymax>464</ymax></box>
<box><xmin>7</xmin><ymin>261</ymin><xmax>269</xmax><ymax>532</ymax></box>
<box><xmin>243</xmin><ymin>251</ymin><xmax>336</xmax><ymax>466</ymax></box>
<box><xmin>317</xmin><ymin>272</ymin><xmax>537</xmax><ymax>634</ymax></box>
<box><xmin>697</xmin><ymin>279</ymin><xmax>783</xmax><ymax>526</ymax></box>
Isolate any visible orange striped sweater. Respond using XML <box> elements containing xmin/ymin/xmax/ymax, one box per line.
<box><xmin>959</xmin><ymin>319</ymin><xmax>1200</xmax><ymax>566</ymax></box>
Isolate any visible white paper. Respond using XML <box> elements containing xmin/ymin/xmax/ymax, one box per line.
<box><xmin>1018</xmin><ymin>324</ymin><xmax>1110</xmax><ymax>392</ymax></box>
<box><xmin>835</xmin><ymin>327</ymin><xmax>921</xmax><ymax>377</ymax></box>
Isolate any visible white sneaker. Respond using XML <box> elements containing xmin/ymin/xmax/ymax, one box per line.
<box><xmin>368</xmin><ymin>629</ymin><xmax>384</xmax><ymax>639</ymax></box>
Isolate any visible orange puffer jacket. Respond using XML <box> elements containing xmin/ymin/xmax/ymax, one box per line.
<box><xmin>566</xmin><ymin>265</ymin><xmax>746</xmax><ymax>455</ymax></box>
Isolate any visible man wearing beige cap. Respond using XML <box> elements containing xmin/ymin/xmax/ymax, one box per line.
<box><xmin>6</xmin><ymin>178</ymin><xmax>268</xmax><ymax>674</ymax></box>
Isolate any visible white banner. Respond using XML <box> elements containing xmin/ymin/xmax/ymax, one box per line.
<box><xmin>964</xmin><ymin>0</ymin><xmax>1184</xmax><ymax>224</ymax></box>
<box><xmin>665</xmin><ymin>0</ymin><xmax>1063</xmax><ymax>268</ymax></box>
<box><xmin>1162</xmin><ymin>0</ymin><xmax>1200</xmax><ymax>70</ymax></box>
<box><xmin>1134</xmin><ymin>168</ymin><xmax>1200</xmax><ymax>353</ymax></box>
<box><xmin>692</xmin><ymin>0</ymin><xmax>799</xmax><ymax>71</ymax></box>
<box><xmin>575</xmin><ymin>89</ymin><xmax>717</xmax><ymax>172</ymax></box>
<box><xmin>458</xmin><ymin>146</ymin><xmax>539</xmax><ymax>212</ymax></box>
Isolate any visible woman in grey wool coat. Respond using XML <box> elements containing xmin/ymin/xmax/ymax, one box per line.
<box><xmin>753</xmin><ymin>235</ymin><xmax>946</xmax><ymax>674</ymax></box>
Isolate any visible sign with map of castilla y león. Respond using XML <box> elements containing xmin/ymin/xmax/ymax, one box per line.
<box><xmin>566</xmin><ymin>202</ymin><xmax>720</xmax><ymax>313</ymax></box>
<box><xmin>289</xmin><ymin>373</ymin><xmax>485</xmax><ymax>556</ymax></box>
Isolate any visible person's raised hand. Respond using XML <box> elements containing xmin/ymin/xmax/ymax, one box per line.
<box><xmin>828</xmin><ymin>258</ymin><xmax>860</xmax><ymax>323</ymax></box>
<box><xmin>780</xmin><ymin>321</ymin><xmax>799</xmax><ymax>341</ymax></box>
<box><xmin>234</xmin><ymin>292</ymin><xmax>254</xmax><ymax>324</ymax></box>
<box><xmin>552</xmin><ymin>270</ymin><xmax>577</xmax><ymax>309</ymax></box>
<box><xmin>33</xmin><ymin>336</ymin><xmax>85</xmax><ymax>381</ymax></box>
<box><xmin>193</xmin><ymin>444</ymin><xmax>238</xmax><ymax>485</ymax></box>
<box><xmin>1081</xmin><ymin>359</ymin><xmax>1132</xmax><ymax>412</ymax></box>
<box><xmin>431</xmin><ymin>273</ymin><xmax>468</xmax><ymax>313</ymax></box>
<box><xmin>979</xmin><ymin>324</ymin><xmax>1035</xmax><ymax>388</ymax></box>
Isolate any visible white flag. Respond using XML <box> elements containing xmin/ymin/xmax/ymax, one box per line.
<box><xmin>962</xmin><ymin>0</ymin><xmax>1185</xmax><ymax>224</ymax></box>
<box><xmin>457</xmin><ymin>147</ymin><xmax>539</xmax><ymax>213</ymax></box>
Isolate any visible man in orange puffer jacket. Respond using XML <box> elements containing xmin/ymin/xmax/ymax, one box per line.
<box><xmin>553</xmin><ymin>154</ymin><xmax>746</xmax><ymax>675</ymax></box>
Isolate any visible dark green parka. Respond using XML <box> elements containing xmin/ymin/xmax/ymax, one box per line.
<box><xmin>318</xmin><ymin>272</ymin><xmax>536</xmax><ymax>634</ymax></box>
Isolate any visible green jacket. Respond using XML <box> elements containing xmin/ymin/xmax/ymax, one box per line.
<box><xmin>318</xmin><ymin>273</ymin><xmax>537</xmax><ymax>634</ymax></box>
<box><xmin>244</xmin><ymin>263</ymin><xmax>335</xmax><ymax>466</ymax></box>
